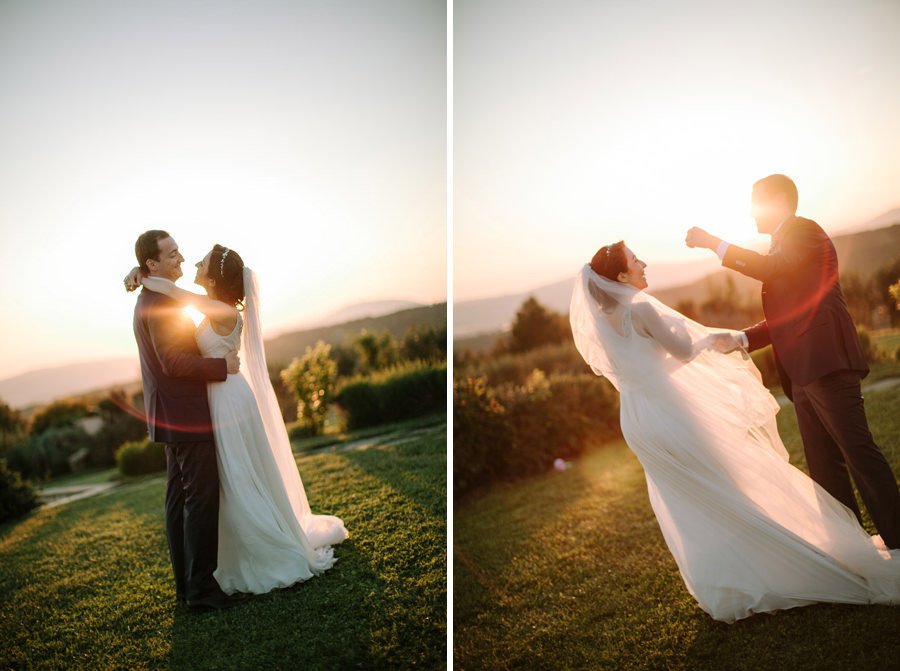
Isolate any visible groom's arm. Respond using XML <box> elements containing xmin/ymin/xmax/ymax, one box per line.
<box><xmin>719</xmin><ymin>222</ymin><xmax>820</xmax><ymax>283</ymax></box>
<box><xmin>742</xmin><ymin>320</ymin><xmax>770</xmax><ymax>352</ymax></box>
<box><xmin>147</xmin><ymin>303</ymin><xmax>228</xmax><ymax>382</ymax></box>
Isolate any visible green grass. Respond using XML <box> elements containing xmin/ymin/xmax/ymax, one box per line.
<box><xmin>291</xmin><ymin>412</ymin><xmax>446</xmax><ymax>453</ymax></box>
<box><xmin>42</xmin><ymin>467</ymin><xmax>121</xmax><ymax>489</ymax></box>
<box><xmin>1</xmin><ymin>422</ymin><xmax>447</xmax><ymax>670</ymax></box>
<box><xmin>454</xmin><ymin>389</ymin><xmax>900</xmax><ymax>671</ymax></box>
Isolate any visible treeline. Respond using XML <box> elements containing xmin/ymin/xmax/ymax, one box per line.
<box><xmin>454</xmin><ymin>280</ymin><xmax>900</xmax><ymax>500</ymax></box>
<box><xmin>673</xmin><ymin>258</ymin><xmax>900</xmax><ymax>331</ymax></box>
<box><xmin>0</xmin><ymin>323</ymin><xmax>446</xmax><ymax>523</ymax></box>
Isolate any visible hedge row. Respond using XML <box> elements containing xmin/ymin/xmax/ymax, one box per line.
<box><xmin>335</xmin><ymin>361</ymin><xmax>447</xmax><ymax>430</ymax></box>
<box><xmin>454</xmin><ymin>370</ymin><xmax>620</xmax><ymax>499</ymax></box>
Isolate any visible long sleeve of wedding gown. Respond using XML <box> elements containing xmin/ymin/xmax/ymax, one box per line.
<box><xmin>633</xmin><ymin>303</ymin><xmax>695</xmax><ymax>361</ymax></box>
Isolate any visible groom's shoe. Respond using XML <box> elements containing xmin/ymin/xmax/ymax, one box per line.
<box><xmin>187</xmin><ymin>591</ymin><xmax>248</xmax><ymax>613</ymax></box>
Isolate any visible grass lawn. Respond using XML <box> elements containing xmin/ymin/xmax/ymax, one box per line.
<box><xmin>454</xmin><ymin>388</ymin><xmax>900</xmax><ymax>671</ymax></box>
<box><xmin>1</xmin><ymin>419</ymin><xmax>447</xmax><ymax>670</ymax></box>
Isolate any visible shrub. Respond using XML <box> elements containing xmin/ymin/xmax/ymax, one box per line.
<box><xmin>0</xmin><ymin>399</ymin><xmax>26</xmax><ymax>458</ymax></box>
<box><xmin>458</xmin><ymin>340</ymin><xmax>587</xmax><ymax>387</ymax></box>
<box><xmin>6</xmin><ymin>426</ymin><xmax>94</xmax><ymax>481</ymax></box>
<box><xmin>281</xmin><ymin>341</ymin><xmax>339</xmax><ymax>436</ymax></box>
<box><xmin>90</xmin><ymin>392</ymin><xmax>148</xmax><ymax>468</ymax></box>
<box><xmin>454</xmin><ymin>371</ymin><xmax>620</xmax><ymax>498</ymax></box>
<box><xmin>29</xmin><ymin>400</ymin><xmax>90</xmax><ymax>436</ymax></box>
<box><xmin>0</xmin><ymin>458</ymin><xmax>39</xmax><ymax>524</ymax></box>
<box><xmin>336</xmin><ymin>361</ymin><xmax>447</xmax><ymax>430</ymax></box>
<box><xmin>116</xmin><ymin>439</ymin><xmax>167</xmax><ymax>477</ymax></box>
<box><xmin>856</xmin><ymin>325</ymin><xmax>882</xmax><ymax>363</ymax></box>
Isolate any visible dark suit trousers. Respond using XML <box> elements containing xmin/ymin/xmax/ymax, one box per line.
<box><xmin>165</xmin><ymin>440</ymin><xmax>221</xmax><ymax>600</ymax></box>
<box><xmin>793</xmin><ymin>370</ymin><xmax>900</xmax><ymax>549</ymax></box>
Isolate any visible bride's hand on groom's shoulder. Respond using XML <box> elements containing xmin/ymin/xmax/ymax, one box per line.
<box><xmin>123</xmin><ymin>266</ymin><xmax>144</xmax><ymax>292</ymax></box>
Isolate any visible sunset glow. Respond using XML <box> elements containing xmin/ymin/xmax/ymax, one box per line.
<box><xmin>455</xmin><ymin>0</ymin><xmax>900</xmax><ymax>301</ymax></box>
<box><xmin>0</xmin><ymin>0</ymin><xmax>446</xmax><ymax>382</ymax></box>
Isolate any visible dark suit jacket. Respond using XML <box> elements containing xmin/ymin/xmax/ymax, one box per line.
<box><xmin>133</xmin><ymin>287</ymin><xmax>227</xmax><ymax>443</ymax></box>
<box><xmin>722</xmin><ymin>215</ymin><xmax>868</xmax><ymax>399</ymax></box>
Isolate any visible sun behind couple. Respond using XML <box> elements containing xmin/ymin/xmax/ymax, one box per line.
<box><xmin>570</xmin><ymin>174</ymin><xmax>900</xmax><ymax>623</ymax></box>
<box><xmin>127</xmin><ymin>230</ymin><xmax>348</xmax><ymax>612</ymax></box>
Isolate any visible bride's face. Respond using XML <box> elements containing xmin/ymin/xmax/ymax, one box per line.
<box><xmin>618</xmin><ymin>247</ymin><xmax>648</xmax><ymax>290</ymax></box>
<box><xmin>194</xmin><ymin>251</ymin><xmax>215</xmax><ymax>292</ymax></box>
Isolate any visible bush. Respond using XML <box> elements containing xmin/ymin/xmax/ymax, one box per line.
<box><xmin>336</xmin><ymin>361</ymin><xmax>447</xmax><ymax>430</ymax></box>
<box><xmin>458</xmin><ymin>340</ymin><xmax>587</xmax><ymax>387</ymax></box>
<box><xmin>6</xmin><ymin>426</ymin><xmax>94</xmax><ymax>481</ymax></box>
<box><xmin>0</xmin><ymin>458</ymin><xmax>39</xmax><ymax>524</ymax></box>
<box><xmin>116</xmin><ymin>439</ymin><xmax>167</xmax><ymax>477</ymax></box>
<box><xmin>856</xmin><ymin>325</ymin><xmax>882</xmax><ymax>363</ymax></box>
<box><xmin>281</xmin><ymin>341</ymin><xmax>339</xmax><ymax>436</ymax></box>
<box><xmin>90</xmin><ymin>392</ymin><xmax>149</xmax><ymax>468</ymax></box>
<box><xmin>29</xmin><ymin>400</ymin><xmax>90</xmax><ymax>436</ymax></box>
<box><xmin>0</xmin><ymin>399</ymin><xmax>26</xmax><ymax>458</ymax></box>
<box><xmin>454</xmin><ymin>371</ymin><xmax>620</xmax><ymax>498</ymax></box>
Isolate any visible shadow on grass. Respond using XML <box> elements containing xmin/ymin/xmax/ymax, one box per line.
<box><xmin>2</xmin><ymin>426</ymin><xmax>447</xmax><ymax>670</ymax></box>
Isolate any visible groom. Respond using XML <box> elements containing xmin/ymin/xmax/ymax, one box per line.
<box><xmin>686</xmin><ymin>174</ymin><xmax>900</xmax><ymax>549</ymax></box>
<box><xmin>131</xmin><ymin>230</ymin><xmax>242</xmax><ymax>610</ymax></box>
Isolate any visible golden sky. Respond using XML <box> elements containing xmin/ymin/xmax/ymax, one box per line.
<box><xmin>0</xmin><ymin>0</ymin><xmax>446</xmax><ymax>380</ymax></box>
<box><xmin>455</xmin><ymin>0</ymin><xmax>900</xmax><ymax>301</ymax></box>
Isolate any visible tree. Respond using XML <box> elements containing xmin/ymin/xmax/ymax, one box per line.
<box><xmin>281</xmin><ymin>341</ymin><xmax>338</xmax><ymax>436</ymax></box>
<box><xmin>28</xmin><ymin>400</ymin><xmax>90</xmax><ymax>436</ymax></box>
<box><xmin>400</xmin><ymin>324</ymin><xmax>447</xmax><ymax>363</ymax></box>
<box><xmin>353</xmin><ymin>330</ymin><xmax>399</xmax><ymax>373</ymax></box>
<box><xmin>0</xmin><ymin>399</ymin><xmax>26</xmax><ymax>457</ymax></box>
<box><xmin>499</xmin><ymin>297</ymin><xmax>569</xmax><ymax>354</ymax></box>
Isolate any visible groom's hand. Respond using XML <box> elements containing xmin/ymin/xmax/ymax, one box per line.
<box><xmin>685</xmin><ymin>227</ymin><xmax>722</xmax><ymax>251</ymax></box>
<box><xmin>225</xmin><ymin>351</ymin><xmax>240</xmax><ymax>374</ymax></box>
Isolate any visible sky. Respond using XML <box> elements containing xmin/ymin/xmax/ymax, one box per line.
<box><xmin>0</xmin><ymin>0</ymin><xmax>446</xmax><ymax>380</ymax></box>
<box><xmin>455</xmin><ymin>0</ymin><xmax>900</xmax><ymax>301</ymax></box>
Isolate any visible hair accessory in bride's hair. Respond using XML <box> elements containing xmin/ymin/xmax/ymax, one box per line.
<box><xmin>220</xmin><ymin>248</ymin><xmax>230</xmax><ymax>277</ymax></box>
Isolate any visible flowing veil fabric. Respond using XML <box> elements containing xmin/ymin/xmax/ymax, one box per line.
<box><xmin>240</xmin><ymin>267</ymin><xmax>349</xmax><ymax>549</ymax></box>
<box><xmin>568</xmin><ymin>264</ymin><xmax>899</xmax><ymax>622</ymax></box>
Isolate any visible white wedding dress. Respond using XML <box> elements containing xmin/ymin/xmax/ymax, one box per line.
<box><xmin>197</xmin><ymin>269</ymin><xmax>348</xmax><ymax>595</ymax></box>
<box><xmin>570</xmin><ymin>265</ymin><xmax>899</xmax><ymax>623</ymax></box>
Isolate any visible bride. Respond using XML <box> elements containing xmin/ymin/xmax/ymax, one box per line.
<box><xmin>570</xmin><ymin>241</ymin><xmax>899</xmax><ymax>623</ymax></box>
<box><xmin>126</xmin><ymin>245</ymin><xmax>348</xmax><ymax>595</ymax></box>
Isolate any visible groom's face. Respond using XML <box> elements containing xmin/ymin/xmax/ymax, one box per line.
<box><xmin>751</xmin><ymin>189</ymin><xmax>786</xmax><ymax>235</ymax></box>
<box><xmin>148</xmin><ymin>236</ymin><xmax>184</xmax><ymax>282</ymax></box>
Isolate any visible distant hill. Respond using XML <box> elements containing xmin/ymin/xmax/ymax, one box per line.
<box><xmin>0</xmin><ymin>358</ymin><xmax>141</xmax><ymax>410</ymax></box>
<box><xmin>455</xmin><ymin>221</ymin><xmax>900</xmax><ymax>347</ymax></box>
<box><xmin>0</xmin><ymin>302</ymin><xmax>447</xmax><ymax>409</ymax></box>
<box><xmin>264</xmin><ymin>302</ymin><xmax>447</xmax><ymax>365</ymax></box>
<box><xmin>284</xmin><ymin>299</ymin><xmax>425</xmax><ymax>331</ymax></box>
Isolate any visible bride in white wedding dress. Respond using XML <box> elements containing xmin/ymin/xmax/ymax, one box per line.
<box><xmin>570</xmin><ymin>241</ymin><xmax>898</xmax><ymax>623</ymax></box>
<box><xmin>136</xmin><ymin>244</ymin><xmax>348</xmax><ymax>595</ymax></box>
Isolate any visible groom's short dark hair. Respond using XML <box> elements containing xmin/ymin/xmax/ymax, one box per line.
<box><xmin>135</xmin><ymin>230</ymin><xmax>171</xmax><ymax>274</ymax></box>
<box><xmin>753</xmin><ymin>174</ymin><xmax>798</xmax><ymax>213</ymax></box>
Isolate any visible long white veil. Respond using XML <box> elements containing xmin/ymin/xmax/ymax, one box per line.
<box><xmin>569</xmin><ymin>263</ymin><xmax>787</xmax><ymax>455</ymax></box>
<box><xmin>240</xmin><ymin>267</ymin><xmax>349</xmax><ymax>549</ymax></box>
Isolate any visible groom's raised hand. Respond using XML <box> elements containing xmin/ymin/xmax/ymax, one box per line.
<box><xmin>685</xmin><ymin>227</ymin><xmax>722</xmax><ymax>251</ymax></box>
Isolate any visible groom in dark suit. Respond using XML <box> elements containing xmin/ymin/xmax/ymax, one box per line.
<box><xmin>131</xmin><ymin>230</ymin><xmax>242</xmax><ymax>609</ymax></box>
<box><xmin>686</xmin><ymin>174</ymin><xmax>900</xmax><ymax>549</ymax></box>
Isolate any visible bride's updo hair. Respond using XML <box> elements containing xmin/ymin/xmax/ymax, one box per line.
<box><xmin>209</xmin><ymin>244</ymin><xmax>246</xmax><ymax>309</ymax></box>
<box><xmin>590</xmin><ymin>241</ymin><xmax>627</xmax><ymax>282</ymax></box>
